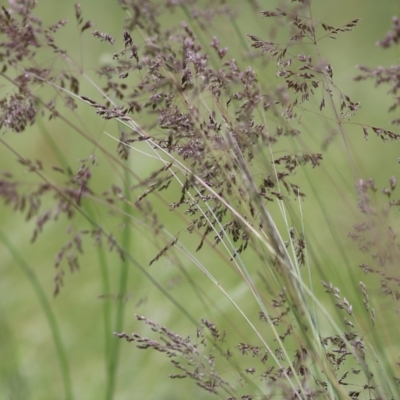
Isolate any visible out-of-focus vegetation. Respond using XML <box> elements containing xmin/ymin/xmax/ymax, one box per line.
<box><xmin>1</xmin><ymin>1</ymin><xmax>400</xmax><ymax>399</ymax></box>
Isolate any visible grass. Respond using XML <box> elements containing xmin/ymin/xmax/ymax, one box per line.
<box><xmin>1</xmin><ymin>0</ymin><xmax>400</xmax><ymax>399</ymax></box>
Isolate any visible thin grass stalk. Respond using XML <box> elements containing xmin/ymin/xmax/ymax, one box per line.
<box><xmin>0</xmin><ymin>229</ymin><xmax>74</xmax><ymax>400</ymax></box>
<box><xmin>105</xmin><ymin>169</ymin><xmax>132</xmax><ymax>400</ymax></box>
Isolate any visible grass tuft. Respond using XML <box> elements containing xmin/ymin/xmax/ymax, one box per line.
<box><xmin>1</xmin><ymin>0</ymin><xmax>400</xmax><ymax>399</ymax></box>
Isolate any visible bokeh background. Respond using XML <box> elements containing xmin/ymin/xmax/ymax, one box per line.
<box><xmin>1</xmin><ymin>0</ymin><xmax>400</xmax><ymax>399</ymax></box>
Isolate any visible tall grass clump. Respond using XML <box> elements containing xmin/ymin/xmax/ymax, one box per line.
<box><xmin>1</xmin><ymin>0</ymin><xmax>400</xmax><ymax>399</ymax></box>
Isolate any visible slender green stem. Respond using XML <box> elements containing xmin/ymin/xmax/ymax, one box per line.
<box><xmin>0</xmin><ymin>230</ymin><xmax>74</xmax><ymax>400</ymax></box>
<box><xmin>105</xmin><ymin>167</ymin><xmax>130</xmax><ymax>400</ymax></box>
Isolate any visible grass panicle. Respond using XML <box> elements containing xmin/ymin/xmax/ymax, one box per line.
<box><xmin>1</xmin><ymin>0</ymin><xmax>400</xmax><ymax>399</ymax></box>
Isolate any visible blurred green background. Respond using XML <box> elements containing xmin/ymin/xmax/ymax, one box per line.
<box><xmin>1</xmin><ymin>0</ymin><xmax>400</xmax><ymax>399</ymax></box>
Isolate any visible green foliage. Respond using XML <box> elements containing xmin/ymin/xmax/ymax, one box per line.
<box><xmin>1</xmin><ymin>1</ymin><xmax>400</xmax><ymax>399</ymax></box>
